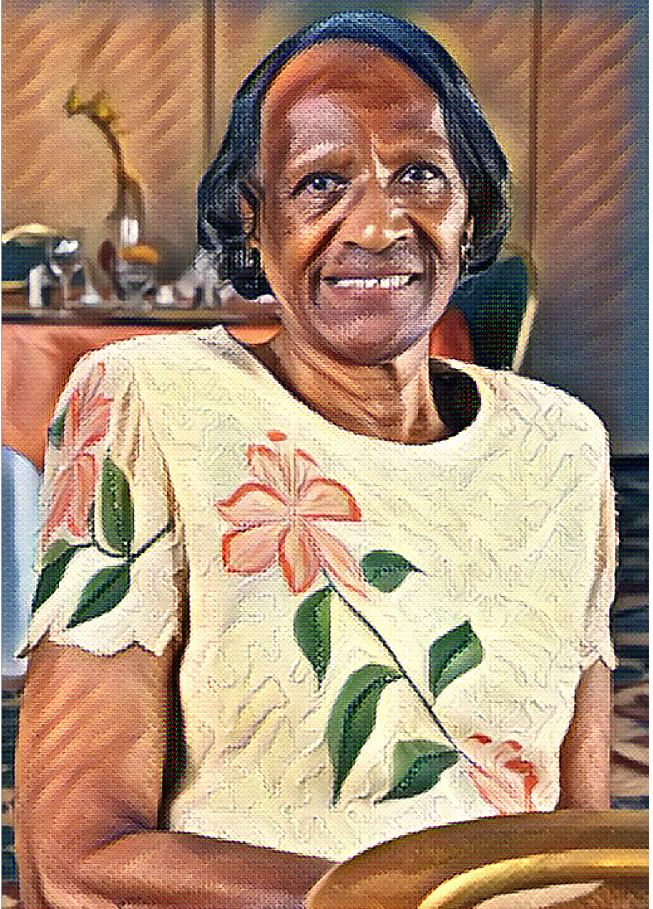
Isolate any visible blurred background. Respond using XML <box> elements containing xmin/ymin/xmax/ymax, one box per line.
<box><xmin>2</xmin><ymin>0</ymin><xmax>647</xmax><ymax>898</ymax></box>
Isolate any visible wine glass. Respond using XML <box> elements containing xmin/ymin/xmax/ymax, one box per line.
<box><xmin>47</xmin><ymin>236</ymin><xmax>83</xmax><ymax>309</ymax></box>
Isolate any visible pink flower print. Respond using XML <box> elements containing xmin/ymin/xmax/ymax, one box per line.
<box><xmin>464</xmin><ymin>734</ymin><xmax>538</xmax><ymax>815</ymax></box>
<box><xmin>216</xmin><ymin>432</ymin><xmax>368</xmax><ymax>597</ymax></box>
<box><xmin>43</xmin><ymin>362</ymin><xmax>113</xmax><ymax>542</ymax></box>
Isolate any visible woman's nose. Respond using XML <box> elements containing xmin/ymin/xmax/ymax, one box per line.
<box><xmin>338</xmin><ymin>179</ymin><xmax>411</xmax><ymax>252</ymax></box>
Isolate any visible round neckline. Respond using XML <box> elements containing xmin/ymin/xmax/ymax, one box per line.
<box><xmin>204</xmin><ymin>326</ymin><xmax>494</xmax><ymax>454</ymax></box>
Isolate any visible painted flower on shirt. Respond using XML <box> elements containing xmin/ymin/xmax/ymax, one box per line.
<box><xmin>216</xmin><ymin>431</ymin><xmax>368</xmax><ymax>596</ymax></box>
<box><xmin>464</xmin><ymin>733</ymin><xmax>538</xmax><ymax>814</ymax></box>
<box><xmin>43</xmin><ymin>361</ymin><xmax>113</xmax><ymax>542</ymax></box>
<box><xmin>216</xmin><ymin>431</ymin><xmax>539</xmax><ymax>812</ymax></box>
<box><xmin>32</xmin><ymin>356</ymin><xmax>175</xmax><ymax>629</ymax></box>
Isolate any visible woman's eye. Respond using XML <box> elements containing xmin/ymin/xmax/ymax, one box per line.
<box><xmin>295</xmin><ymin>173</ymin><xmax>346</xmax><ymax>196</ymax></box>
<box><xmin>398</xmin><ymin>164</ymin><xmax>444</xmax><ymax>185</ymax></box>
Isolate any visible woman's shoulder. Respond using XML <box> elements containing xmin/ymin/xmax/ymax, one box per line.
<box><xmin>75</xmin><ymin>327</ymin><xmax>255</xmax><ymax>385</ymax></box>
<box><xmin>461</xmin><ymin>361</ymin><xmax>606</xmax><ymax>434</ymax></box>
<box><xmin>49</xmin><ymin>329</ymin><xmax>254</xmax><ymax>435</ymax></box>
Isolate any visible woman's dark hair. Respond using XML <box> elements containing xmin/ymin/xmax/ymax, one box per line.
<box><xmin>197</xmin><ymin>10</ymin><xmax>510</xmax><ymax>299</ymax></box>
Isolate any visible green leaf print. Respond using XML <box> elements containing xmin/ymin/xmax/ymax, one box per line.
<box><xmin>88</xmin><ymin>500</ymin><xmax>95</xmax><ymax>537</ymax></box>
<box><xmin>360</xmin><ymin>550</ymin><xmax>420</xmax><ymax>592</ymax></box>
<box><xmin>428</xmin><ymin>620</ymin><xmax>483</xmax><ymax>701</ymax></box>
<box><xmin>42</xmin><ymin>539</ymin><xmax>74</xmax><ymax>566</ymax></box>
<box><xmin>327</xmin><ymin>663</ymin><xmax>402</xmax><ymax>805</ymax></box>
<box><xmin>47</xmin><ymin>406</ymin><xmax>68</xmax><ymax>449</ymax></box>
<box><xmin>294</xmin><ymin>587</ymin><xmax>331</xmax><ymax>686</ymax></box>
<box><xmin>379</xmin><ymin>739</ymin><xmax>458</xmax><ymax>802</ymax></box>
<box><xmin>31</xmin><ymin>544</ymin><xmax>81</xmax><ymax>613</ymax></box>
<box><xmin>101</xmin><ymin>458</ymin><xmax>134</xmax><ymax>555</ymax></box>
<box><xmin>67</xmin><ymin>564</ymin><xmax>131</xmax><ymax>628</ymax></box>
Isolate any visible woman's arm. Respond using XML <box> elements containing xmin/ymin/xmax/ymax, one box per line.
<box><xmin>557</xmin><ymin>659</ymin><xmax>612</xmax><ymax>809</ymax></box>
<box><xmin>15</xmin><ymin>639</ymin><xmax>333</xmax><ymax>909</ymax></box>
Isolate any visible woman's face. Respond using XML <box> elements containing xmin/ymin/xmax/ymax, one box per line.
<box><xmin>253</xmin><ymin>41</ymin><xmax>470</xmax><ymax>365</ymax></box>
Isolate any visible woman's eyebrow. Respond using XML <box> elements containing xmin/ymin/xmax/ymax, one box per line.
<box><xmin>373</xmin><ymin>132</ymin><xmax>452</xmax><ymax>160</ymax></box>
<box><xmin>283</xmin><ymin>144</ymin><xmax>353</xmax><ymax>179</ymax></box>
<box><xmin>283</xmin><ymin>133</ymin><xmax>451</xmax><ymax>175</ymax></box>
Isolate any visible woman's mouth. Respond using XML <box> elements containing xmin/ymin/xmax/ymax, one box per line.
<box><xmin>322</xmin><ymin>273</ymin><xmax>421</xmax><ymax>290</ymax></box>
<box><xmin>314</xmin><ymin>271</ymin><xmax>430</xmax><ymax>324</ymax></box>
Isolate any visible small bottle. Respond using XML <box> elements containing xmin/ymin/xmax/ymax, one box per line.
<box><xmin>28</xmin><ymin>264</ymin><xmax>49</xmax><ymax>309</ymax></box>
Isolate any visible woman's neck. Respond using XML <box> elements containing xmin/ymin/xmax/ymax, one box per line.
<box><xmin>258</xmin><ymin>329</ymin><xmax>450</xmax><ymax>444</ymax></box>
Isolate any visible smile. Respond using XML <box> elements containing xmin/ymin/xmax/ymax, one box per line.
<box><xmin>323</xmin><ymin>274</ymin><xmax>420</xmax><ymax>289</ymax></box>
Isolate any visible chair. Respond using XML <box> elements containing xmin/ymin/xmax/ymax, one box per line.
<box><xmin>417</xmin><ymin>845</ymin><xmax>648</xmax><ymax>908</ymax></box>
<box><xmin>1</xmin><ymin>447</ymin><xmax>40</xmax><ymax>678</ymax></box>
<box><xmin>307</xmin><ymin>810</ymin><xmax>648</xmax><ymax>909</ymax></box>
<box><xmin>447</xmin><ymin>254</ymin><xmax>533</xmax><ymax>371</ymax></box>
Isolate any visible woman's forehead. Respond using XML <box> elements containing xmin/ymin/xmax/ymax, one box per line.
<box><xmin>261</xmin><ymin>41</ymin><xmax>447</xmax><ymax>155</ymax></box>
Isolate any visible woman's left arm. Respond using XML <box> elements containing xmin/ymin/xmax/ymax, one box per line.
<box><xmin>557</xmin><ymin>659</ymin><xmax>612</xmax><ymax>809</ymax></box>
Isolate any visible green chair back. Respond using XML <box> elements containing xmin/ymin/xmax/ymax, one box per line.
<box><xmin>450</xmin><ymin>256</ymin><xmax>529</xmax><ymax>370</ymax></box>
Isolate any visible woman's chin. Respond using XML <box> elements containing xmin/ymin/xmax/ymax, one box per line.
<box><xmin>315</xmin><ymin>323</ymin><xmax>429</xmax><ymax>367</ymax></box>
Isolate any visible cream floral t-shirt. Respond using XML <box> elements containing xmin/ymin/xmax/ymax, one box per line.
<box><xmin>21</xmin><ymin>327</ymin><xmax>616</xmax><ymax>862</ymax></box>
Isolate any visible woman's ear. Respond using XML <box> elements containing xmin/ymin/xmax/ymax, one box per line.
<box><xmin>462</xmin><ymin>216</ymin><xmax>474</xmax><ymax>248</ymax></box>
<box><xmin>238</xmin><ymin>183</ymin><xmax>260</xmax><ymax>247</ymax></box>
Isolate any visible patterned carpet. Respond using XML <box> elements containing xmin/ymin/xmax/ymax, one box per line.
<box><xmin>610</xmin><ymin>457</ymin><xmax>649</xmax><ymax>811</ymax></box>
<box><xmin>2</xmin><ymin>687</ymin><xmax>19</xmax><ymax>888</ymax></box>
<box><xmin>610</xmin><ymin>593</ymin><xmax>649</xmax><ymax>810</ymax></box>
<box><xmin>2</xmin><ymin>457</ymin><xmax>647</xmax><ymax>902</ymax></box>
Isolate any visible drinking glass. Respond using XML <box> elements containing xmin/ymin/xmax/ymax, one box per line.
<box><xmin>47</xmin><ymin>236</ymin><xmax>83</xmax><ymax>309</ymax></box>
<box><xmin>116</xmin><ymin>245</ymin><xmax>159</xmax><ymax>310</ymax></box>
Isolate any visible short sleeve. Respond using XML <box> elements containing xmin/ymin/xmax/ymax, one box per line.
<box><xmin>580</xmin><ymin>426</ymin><xmax>618</xmax><ymax>671</ymax></box>
<box><xmin>17</xmin><ymin>348</ymin><xmax>185</xmax><ymax>658</ymax></box>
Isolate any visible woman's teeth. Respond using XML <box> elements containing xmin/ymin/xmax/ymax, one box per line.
<box><xmin>327</xmin><ymin>274</ymin><xmax>415</xmax><ymax>289</ymax></box>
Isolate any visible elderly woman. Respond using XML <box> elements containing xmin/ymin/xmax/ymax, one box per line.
<box><xmin>15</xmin><ymin>11</ymin><xmax>614</xmax><ymax>909</ymax></box>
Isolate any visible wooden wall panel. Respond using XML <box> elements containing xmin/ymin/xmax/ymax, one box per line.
<box><xmin>2</xmin><ymin>0</ymin><xmax>532</xmax><ymax>280</ymax></box>
<box><xmin>2</xmin><ymin>0</ymin><xmax>204</xmax><ymax>280</ymax></box>
<box><xmin>527</xmin><ymin>5</ymin><xmax>641</xmax><ymax>438</ymax></box>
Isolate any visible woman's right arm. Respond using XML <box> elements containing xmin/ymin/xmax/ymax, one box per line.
<box><xmin>16</xmin><ymin>638</ymin><xmax>334</xmax><ymax>909</ymax></box>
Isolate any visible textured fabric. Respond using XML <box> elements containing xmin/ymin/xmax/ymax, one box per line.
<box><xmin>19</xmin><ymin>350</ymin><xmax>184</xmax><ymax>656</ymax></box>
<box><xmin>20</xmin><ymin>328</ymin><xmax>616</xmax><ymax>862</ymax></box>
